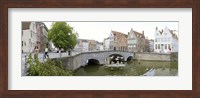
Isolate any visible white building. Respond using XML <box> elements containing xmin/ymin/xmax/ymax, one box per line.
<box><xmin>73</xmin><ymin>39</ymin><xmax>89</xmax><ymax>52</ymax></box>
<box><xmin>82</xmin><ymin>40</ymin><xmax>89</xmax><ymax>52</ymax></box>
<box><xmin>22</xmin><ymin>22</ymin><xmax>37</xmax><ymax>53</ymax></box>
<box><xmin>103</xmin><ymin>37</ymin><xmax>110</xmax><ymax>50</ymax></box>
<box><xmin>100</xmin><ymin>44</ymin><xmax>104</xmax><ymax>51</ymax></box>
<box><xmin>22</xmin><ymin>22</ymin><xmax>48</xmax><ymax>53</ymax></box>
<box><xmin>95</xmin><ymin>41</ymin><xmax>104</xmax><ymax>51</ymax></box>
<box><xmin>73</xmin><ymin>39</ymin><xmax>82</xmax><ymax>53</ymax></box>
<box><xmin>97</xmin><ymin>42</ymin><xmax>104</xmax><ymax>51</ymax></box>
<box><xmin>154</xmin><ymin>26</ymin><xmax>178</xmax><ymax>53</ymax></box>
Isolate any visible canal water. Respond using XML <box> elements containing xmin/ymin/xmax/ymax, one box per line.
<box><xmin>74</xmin><ymin>61</ymin><xmax>178</xmax><ymax>76</ymax></box>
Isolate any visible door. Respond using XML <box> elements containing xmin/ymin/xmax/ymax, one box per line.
<box><xmin>161</xmin><ymin>44</ymin><xmax>164</xmax><ymax>53</ymax></box>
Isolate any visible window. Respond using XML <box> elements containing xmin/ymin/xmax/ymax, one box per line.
<box><xmin>155</xmin><ymin>44</ymin><xmax>157</xmax><ymax>49</ymax></box>
<box><xmin>155</xmin><ymin>38</ymin><xmax>157</xmax><ymax>42</ymax></box>
<box><xmin>158</xmin><ymin>38</ymin><xmax>160</xmax><ymax>42</ymax></box>
<box><xmin>22</xmin><ymin>31</ymin><xmax>23</xmax><ymax>36</ymax></box>
<box><xmin>158</xmin><ymin>44</ymin><xmax>160</xmax><ymax>49</ymax></box>
<box><xmin>31</xmin><ymin>32</ymin><xmax>32</xmax><ymax>38</ymax></box>
<box><xmin>168</xmin><ymin>44</ymin><xmax>171</xmax><ymax>49</ymax></box>
<box><xmin>165</xmin><ymin>44</ymin><xmax>167</xmax><ymax>49</ymax></box>
<box><xmin>22</xmin><ymin>41</ymin><xmax>23</xmax><ymax>46</ymax></box>
<box><xmin>161</xmin><ymin>38</ymin><xmax>163</xmax><ymax>42</ymax></box>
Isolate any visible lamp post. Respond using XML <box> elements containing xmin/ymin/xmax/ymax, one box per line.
<box><xmin>68</xmin><ymin>32</ymin><xmax>71</xmax><ymax>56</ymax></box>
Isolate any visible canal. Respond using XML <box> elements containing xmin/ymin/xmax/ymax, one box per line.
<box><xmin>74</xmin><ymin>61</ymin><xmax>178</xmax><ymax>76</ymax></box>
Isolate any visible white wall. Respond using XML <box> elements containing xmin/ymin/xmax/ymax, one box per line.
<box><xmin>22</xmin><ymin>22</ymin><xmax>37</xmax><ymax>53</ymax></box>
<box><xmin>82</xmin><ymin>42</ymin><xmax>89</xmax><ymax>52</ymax></box>
<box><xmin>154</xmin><ymin>26</ymin><xmax>178</xmax><ymax>53</ymax></box>
<box><xmin>104</xmin><ymin>38</ymin><xmax>110</xmax><ymax>50</ymax></box>
<box><xmin>100</xmin><ymin>44</ymin><xmax>104</xmax><ymax>51</ymax></box>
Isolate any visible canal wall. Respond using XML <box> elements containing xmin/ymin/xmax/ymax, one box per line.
<box><xmin>134</xmin><ymin>53</ymin><xmax>171</xmax><ymax>61</ymax></box>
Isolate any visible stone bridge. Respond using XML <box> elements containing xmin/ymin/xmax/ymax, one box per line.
<box><xmin>54</xmin><ymin>50</ymin><xmax>134</xmax><ymax>70</ymax></box>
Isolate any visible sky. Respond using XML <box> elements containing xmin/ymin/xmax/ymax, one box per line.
<box><xmin>44</xmin><ymin>22</ymin><xmax>178</xmax><ymax>42</ymax></box>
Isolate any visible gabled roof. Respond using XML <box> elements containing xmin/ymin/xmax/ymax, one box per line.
<box><xmin>129</xmin><ymin>28</ymin><xmax>145</xmax><ymax>38</ymax></box>
<box><xmin>169</xmin><ymin>29</ymin><xmax>178</xmax><ymax>40</ymax></box>
<box><xmin>111</xmin><ymin>30</ymin><xmax>127</xmax><ymax>37</ymax></box>
<box><xmin>159</xmin><ymin>30</ymin><xmax>163</xmax><ymax>35</ymax></box>
<box><xmin>156</xmin><ymin>27</ymin><xmax>178</xmax><ymax>40</ymax></box>
<box><xmin>133</xmin><ymin>31</ymin><xmax>145</xmax><ymax>38</ymax></box>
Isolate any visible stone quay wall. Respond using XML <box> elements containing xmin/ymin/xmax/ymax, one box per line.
<box><xmin>134</xmin><ymin>52</ymin><xmax>178</xmax><ymax>61</ymax></box>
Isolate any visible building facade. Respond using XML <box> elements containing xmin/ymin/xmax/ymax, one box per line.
<box><xmin>103</xmin><ymin>37</ymin><xmax>110</xmax><ymax>50</ymax></box>
<box><xmin>74</xmin><ymin>39</ymin><xmax>89</xmax><ymax>53</ymax></box>
<box><xmin>99</xmin><ymin>42</ymin><xmax>104</xmax><ymax>51</ymax></box>
<box><xmin>96</xmin><ymin>41</ymin><xmax>104</xmax><ymax>51</ymax></box>
<box><xmin>88</xmin><ymin>40</ymin><xmax>96</xmax><ymax>51</ymax></box>
<box><xmin>22</xmin><ymin>22</ymin><xmax>37</xmax><ymax>53</ymax></box>
<box><xmin>39</xmin><ymin>22</ymin><xmax>49</xmax><ymax>52</ymax></box>
<box><xmin>154</xmin><ymin>26</ymin><xmax>178</xmax><ymax>53</ymax></box>
<box><xmin>109</xmin><ymin>30</ymin><xmax>128</xmax><ymax>51</ymax></box>
<box><xmin>22</xmin><ymin>22</ymin><xmax>48</xmax><ymax>53</ymax></box>
<box><xmin>149</xmin><ymin>39</ymin><xmax>154</xmax><ymax>52</ymax></box>
<box><xmin>127</xmin><ymin>28</ymin><xmax>145</xmax><ymax>52</ymax></box>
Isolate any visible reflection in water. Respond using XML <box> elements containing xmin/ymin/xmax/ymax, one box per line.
<box><xmin>74</xmin><ymin>61</ymin><xmax>178</xmax><ymax>76</ymax></box>
<box><xmin>83</xmin><ymin>65</ymin><xmax>100</xmax><ymax>74</ymax></box>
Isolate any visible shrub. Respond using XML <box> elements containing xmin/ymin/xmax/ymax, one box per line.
<box><xmin>27</xmin><ymin>53</ymin><xmax>73</xmax><ymax>76</ymax></box>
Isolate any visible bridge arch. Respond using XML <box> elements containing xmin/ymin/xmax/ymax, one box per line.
<box><xmin>127</xmin><ymin>56</ymin><xmax>133</xmax><ymax>62</ymax></box>
<box><xmin>83</xmin><ymin>56</ymin><xmax>103</xmax><ymax>66</ymax></box>
<box><xmin>86</xmin><ymin>59</ymin><xmax>100</xmax><ymax>65</ymax></box>
<box><xmin>107</xmin><ymin>54</ymin><xmax>125</xmax><ymax>64</ymax></box>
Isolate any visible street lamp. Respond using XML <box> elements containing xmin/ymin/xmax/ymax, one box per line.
<box><xmin>68</xmin><ymin>32</ymin><xmax>72</xmax><ymax>56</ymax></box>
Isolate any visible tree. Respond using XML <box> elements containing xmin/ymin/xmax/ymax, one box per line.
<box><xmin>48</xmin><ymin>22</ymin><xmax>77</xmax><ymax>53</ymax></box>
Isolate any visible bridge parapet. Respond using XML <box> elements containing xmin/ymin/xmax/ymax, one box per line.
<box><xmin>53</xmin><ymin>50</ymin><xmax>134</xmax><ymax>70</ymax></box>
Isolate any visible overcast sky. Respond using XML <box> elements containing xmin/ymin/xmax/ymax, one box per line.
<box><xmin>44</xmin><ymin>22</ymin><xmax>178</xmax><ymax>42</ymax></box>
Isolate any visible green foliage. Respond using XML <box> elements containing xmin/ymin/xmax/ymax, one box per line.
<box><xmin>48</xmin><ymin>22</ymin><xmax>78</xmax><ymax>51</ymax></box>
<box><xmin>27</xmin><ymin>53</ymin><xmax>73</xmax><ymax>76</ymax></box>
<box><xmin>27</xmin><ymin>53</ymin><xmax>33</xmax><ymax>65</ymax></box>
